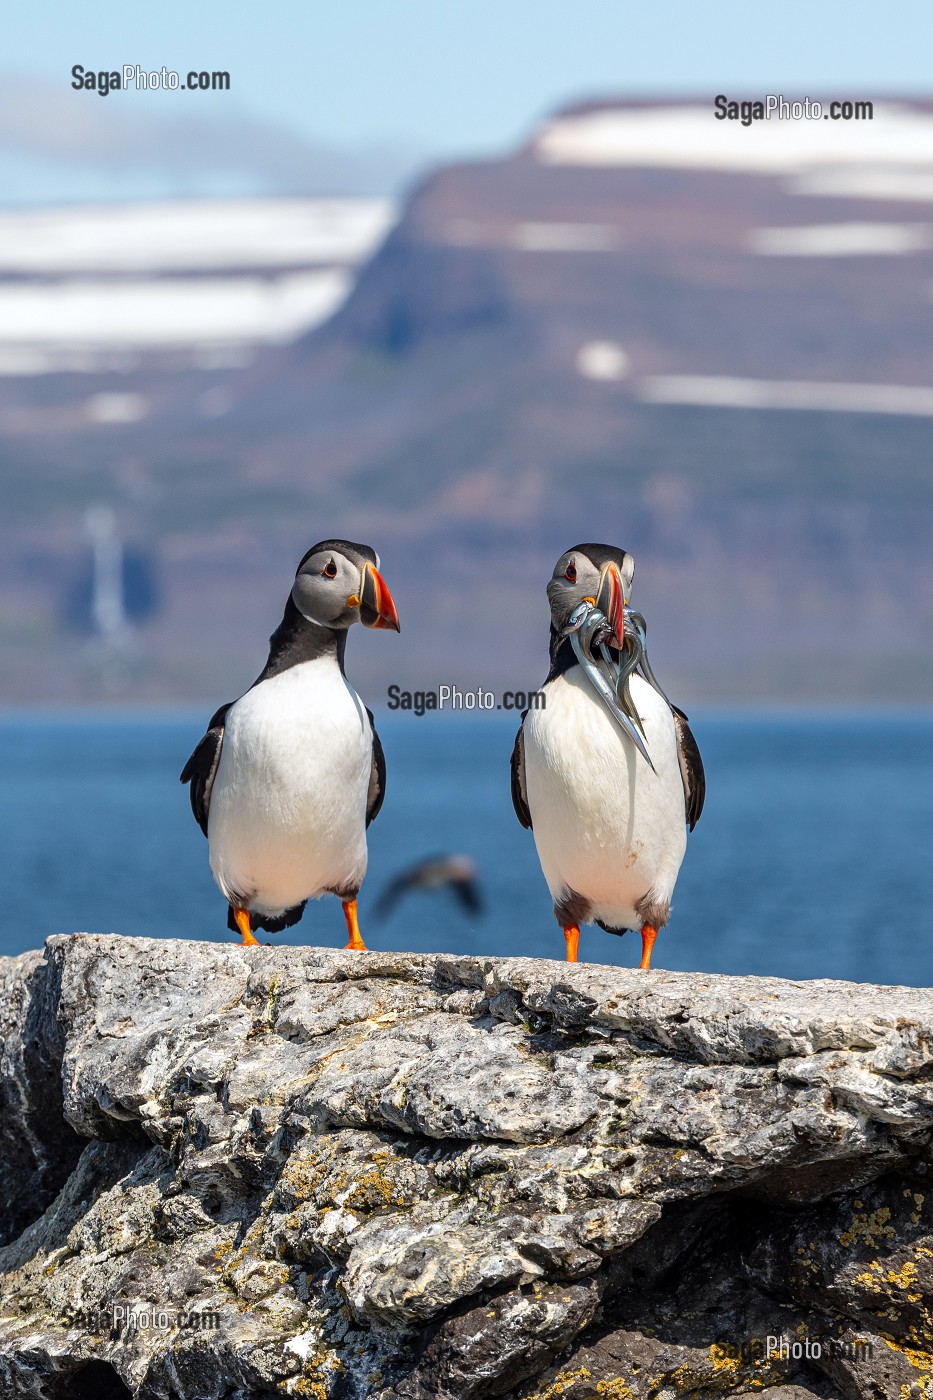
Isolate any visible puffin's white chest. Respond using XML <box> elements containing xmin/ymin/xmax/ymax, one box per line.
<box><xmin>523</xmin><ymin>669</ymin><xmax>687</xmax><ymax>928</ymax></box>
<box><xmin>207</xmin><ymin>659</ymin><xmax>372</xmax><ymax>915</ymax></box>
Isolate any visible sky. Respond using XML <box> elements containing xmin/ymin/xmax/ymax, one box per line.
<box><xmin>1</xmin><ymin>1</ymin><xmax>931</xmax><ymax>204</ymax></box>
<box><xmin>5</xmin><ymin>0</ymin><xmax>933</xmax><ymax>160</ymax></box>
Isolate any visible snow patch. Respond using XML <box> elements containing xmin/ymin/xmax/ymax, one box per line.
<box><xmin>637</xmin><ymin>374</ymin><xmax>933</xmax><ymax>417</ymax></box>
<box><xmin>85</xmin><ymin>392</ymin><xmax>148</xmax><ymax>424</ymax></box>
<box><xmin>536</xmin><ymin>104</ymin><xmax>933</xmax><ymax>175</ymax></box>
<box><xmin>512</xmin><ymin>222</ymin><xmax>621</xmax><ymax>252</ymax></box>
<box><xmin>788</xmin><ymin>167</ymin><xmax>933</xmax><ymax>201</ymax></box>
<box><xmin>578</xmin><ymin>342</ymin><xmax>631</xmax><ymax>380</ymax></box>
<box><xmin>750</xmin><ymin>222</ymin><xmax>931</xmax><ymax>255</ymax></box>
<box><xmin>0</xmin><ymin>198</ymin><xmax>396</xmax><ymax>274</ymax></box>
<box><xmin>0</xmin><ymin>270</ymin><xmax>351</xmax><ymax>349</ymax></box>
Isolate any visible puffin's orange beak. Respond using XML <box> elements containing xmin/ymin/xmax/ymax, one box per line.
<box><xmin>359</xmin><ymin>562</ymin><xmax>400</xmax><ymax>632</ymax></box>
<box><xmin>596</xmin><ymin>561</ymin><xmax>626</xmax><ymax>650</ymax></box>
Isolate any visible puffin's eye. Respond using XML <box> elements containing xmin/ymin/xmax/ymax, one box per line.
<box><xmin>322</xmin><ymin>559</ymin><xmax>337</xmax><ymax>578</ymax></box>
<box><xmin>565</xmin><ymin>561</ymin><xmax>577</xmax><ymax>582</ymax></box>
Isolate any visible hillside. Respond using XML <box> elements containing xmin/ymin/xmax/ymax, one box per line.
<box><xmin>2</xmin><ymin>100</ymin><xmax>933</xmax><ymax>702</ymax></box>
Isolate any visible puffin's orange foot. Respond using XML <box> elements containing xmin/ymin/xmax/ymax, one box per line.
<box><xmin>342</xmin><ymin>897</ymin><xmax>368</xmax><ymax>951</ymax></box>
<box><xmin>639</xmin><ymin>923</ymin><xmax>658</xmax><ymax>970</ymax></box>
<box><xmin>234</xmin><ymin>907</ymin><xmax>260</xmax><ymax>947</ymax></box>
<box><xmin>563</xmin><ymin>925</ymin><xmax>580</xmax><ymax>963</ymax></box>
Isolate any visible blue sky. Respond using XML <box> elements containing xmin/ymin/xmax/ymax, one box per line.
<box><xmin>5</xmin><ymin>0</ymin><xmax>932</xmax><ymax>161</ymax></box>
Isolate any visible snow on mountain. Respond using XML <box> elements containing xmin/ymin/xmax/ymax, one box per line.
<box><xmin>0</xmin><ymin>199</ymin><xmax>396</xmax><ymax>274</ymax></box>
<box><xmin>0</xmin><ymin>198</ymin><xmax>396</xmax><ymax>371</ymax></box>
<box><xmin>536</xmin><ymin>101</ymin><xmax>933</xmax><ymax>178</ymax></box>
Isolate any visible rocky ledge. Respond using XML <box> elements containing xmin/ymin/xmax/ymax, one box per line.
<box><xmin>1</xmin><ymin>937</ymin><xmax>933</xmax><ymax>1400</ymax></box>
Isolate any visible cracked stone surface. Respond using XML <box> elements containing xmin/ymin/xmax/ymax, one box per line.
<box><xmin>1</xmin><ymin>936</ymin><xmax>933</xmax><ymax>1398</ymax></box>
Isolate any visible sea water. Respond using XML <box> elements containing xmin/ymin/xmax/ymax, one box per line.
<box><xmin>1</xmin><ymin>711</ymin><xmax>930</xmax><ymax>986</ymax></box>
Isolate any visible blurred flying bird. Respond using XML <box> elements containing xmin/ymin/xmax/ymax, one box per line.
<box><xmin>510</xmin><ymin>544</ymin><xmax>704</xmax><ymax>969</ymax></box>
<box><xmin>181</xmin><ymin>539</ymin><xmax>399</xmax><ymax>948</ymax></box>
<box><xmin>374</xmin><ymin>854</ymin><xmax>483</xmax><ymax>920</ymax></box>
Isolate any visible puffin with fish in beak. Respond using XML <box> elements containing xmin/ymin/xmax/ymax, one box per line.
<box><xmin>181</xmin><ymin>539</ymin><xmax>399</xmax><ymax>949</ymax></box>
<box><xmin>510</xmin><ymin>544</ymin><xmax>704</xmax><ymax>968</ymax></box>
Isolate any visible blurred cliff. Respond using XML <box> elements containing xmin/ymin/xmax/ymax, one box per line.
<box><xmin>2</xmin><ymin>97</ymin><xmax>933</xmax><ymax>704</ymax></box>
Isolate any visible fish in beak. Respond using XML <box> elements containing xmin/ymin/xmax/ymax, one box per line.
<box><xmin>595</xmin><ymin>561</ymin><xmax>626</xmax><ymax>651</ymax></box>
<box><xmin>359</xmin><ymin>562</ymin><xmax>400</xmax><ymax>631</ymax></box>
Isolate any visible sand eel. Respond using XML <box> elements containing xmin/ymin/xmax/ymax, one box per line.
<box><xmin>373</xmin><ymin>854</ymin><xmax>483</xmax><ymax>920</ymax></box>
<box><xmin>510</xmin><ymin>543</ymin><xmax>704</xmax><ymax>968</ymax></box>
<box><xmin>181</xmin><ymin>539</ymin><xmax>399</xmax><ymax>948</ymax></box>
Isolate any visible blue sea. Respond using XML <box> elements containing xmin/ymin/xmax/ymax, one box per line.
<box><xmin>1</xmin><ymin>712</ymin><xmax>931</xmax><ymax>986</ymax></box>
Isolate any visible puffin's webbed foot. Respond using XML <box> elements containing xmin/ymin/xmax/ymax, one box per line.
<box><xmin>342</xmin><ymin>897</ymin><xmax>368</xmax><ymax>951</ymax></box>
<box><xmin>563</xmin><ymin>925</ymin><xmax>581</xmax><ymax>962</ymax></box>
<box><xmin>639</xmin><ymin>923</ymin><xmax>658</xmax><ymax>970</ymax></box>
<box><xmin>233</xmin><ymin>907</ymin><xmax>260</xmax><ymax>947</ymax></box>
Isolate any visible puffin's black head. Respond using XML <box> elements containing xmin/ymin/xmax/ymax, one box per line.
<box><xmin>547</xmin><ymin>543</ymin><xmax>634</xmax><ymax>650</ymax></box>
<box><xmin>291</xmin><ymin>539</ymin><xmax>400</xmax><ymax>632</ymax></box>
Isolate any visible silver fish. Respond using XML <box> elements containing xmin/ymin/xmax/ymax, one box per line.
<box><xmin>564</xmin><ymin>601</ymin><xmax>593</xmax><ymax>634</ymax></box>
<box><xmin>624</xmin><ymin>606</ymin><xmax>674</xmax><ymax>711</ymax></box>
<box><xmin>600</xmin><ymin>619</ymin><xmax>647</xmax><ymax>740</ymax></box>
<box><xmin>568</xmin><ymin>621</ymin><xmax>656</xmax><ymax>771</ymax></box>
<box><xmin>561</xmin><ymin>599</ymin><xmax>676</xmax><ymax>772</ymax></box>
<box><xmin>621</xmin><ymin>645</ymin><xmax>649</xmax><ymax>739</ymax></box>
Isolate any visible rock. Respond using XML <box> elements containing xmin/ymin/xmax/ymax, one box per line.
<box><xmin>1</xmin><ymin>935</ymin><xmax>932</xmax><ymax>1399</ymax></box>
<box><xmin>0</xmin><ymin>950</ymin><xmax>84</xmax><ymax>1245</ymax></box>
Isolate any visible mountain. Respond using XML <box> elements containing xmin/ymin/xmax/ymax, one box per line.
<box><xmin>2</xmin><ymin>99</ymin><xmax>933</xmax><ymax>703</ymax></box>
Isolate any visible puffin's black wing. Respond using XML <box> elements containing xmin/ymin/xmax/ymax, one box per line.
<box><xmin>365</xmin><ymin>707</ymin><xmax>386</xmax><ymax>827</ymax></box>
<box><xmin>509</xmin><ymin>714</ymin><xmax>532</xmax><ymax>830</ymax></box>
<box><xmin>180</xmin><ymin>702</ymin><xmax>231</xmax><ymax>837</ymax></box>
<box><xmin>672</xmin><ymin>706</ymin><xmax>705</xmax><ymax>831</ymax></box>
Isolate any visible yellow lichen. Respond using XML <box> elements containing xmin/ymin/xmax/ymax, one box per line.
<box><xmin>708</xmin><ymin>1344</ymin><xmax>740</xmax><ymax>1373</ymax></box>
<box><xmin>887</xmin><ymin>1259</ymin><xmax>920</xmax><ymax>1290</ymax></box>
<box><xmin>278</xmin><ymin>1339</ymin><xmax>345</xmax><ymax>1399</ymax></box>
<box><xmin>522</xmin><ymin>1366</ymin><xmax>593</xmax><ymax>1398</ymax></box>
<box><xmin>882</xmin><ymin>1335</ymin><xmax>933</xmax><ymax>1390</ymax></box>
<box><xmin>595</xmin><ymin>1381</ymin><xmax>634</xmax><ymax>1399</ymax></box>
<box><xmin>839</xmin><ymin>1206</ymin><xmax>896</xmax><ymax>1248</ymax></box>
<box><xmin>338</xmin><ymin>1151</ymin><xmax>415</xmax><ymax>1212</ymax></box>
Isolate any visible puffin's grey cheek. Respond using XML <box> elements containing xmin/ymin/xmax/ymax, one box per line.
<box><xmin>546</xmin><ymin>577</ymin><xmax>578</xmax><ymax>628</ymax></box>
<box><xmin>546</xmin><ymin>577</ymin><xmax>565</xmax><ymax>611</ymax></box>
<box><xmin>291</xmin><ymin>577</ymin><xmax>325</xmax><ymax>625</ymax></box>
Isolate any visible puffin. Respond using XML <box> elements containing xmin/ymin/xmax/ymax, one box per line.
<box><xmin>180</xmin><ymin>539</ymin><xmax>399</xmax><ymax>948</ymax></box>
<box><xmin>510</xmin><ymin>544</ymin><xmax>704</xmax><ymax>968</ymax></box>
